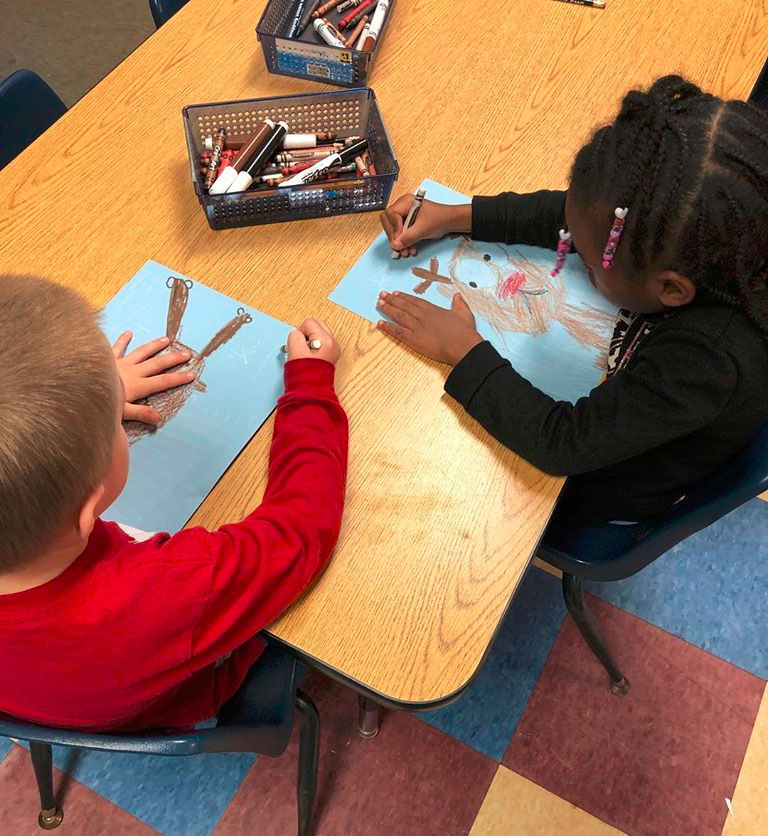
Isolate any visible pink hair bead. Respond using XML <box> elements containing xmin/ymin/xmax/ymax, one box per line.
<box><xmin>601</xmin><ymin>207</ymin><xmax>628</xmax><ymax>269</ymax></box>
<box><xmin>551</xmin><ymin>229</ymin><xmax>572</xmax><ymax>276</ymax></box>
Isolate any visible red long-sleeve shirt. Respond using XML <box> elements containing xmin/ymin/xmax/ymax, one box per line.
<box><xmin>0</xmin><ymin>359</ymin><xmax>348</xmax><ymax>731</ymax></box>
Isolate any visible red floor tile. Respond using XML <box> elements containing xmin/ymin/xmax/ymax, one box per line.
<box><xmin>0</xmin><ymin>744</ymin><xmax>161</xmax><ymax>836</ymax></box>
<box><xmin>214</xmin><ymin>673</ymin><xmax>497</xmax><ymax>836</ymax></box>
<box><xmin>502</xmin><ymin>596</ymin><xmax>764</xmax><ymax>836</ymax></box>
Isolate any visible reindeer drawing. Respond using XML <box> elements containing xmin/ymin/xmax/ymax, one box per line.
<box><xmin>411</xmin><ymin>238</ymin><xmax>615</xmax><ymax>363</ymax></box>
<box><xmin>124</xmin><ymin>277</ymin><xmax>253</xmax><ymax>443</ymax></box>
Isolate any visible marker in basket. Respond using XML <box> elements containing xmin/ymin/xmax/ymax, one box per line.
<box><xmin>392</xmin><ymin>188</ymin><xmax>426</xmax><ymax>259</ymax></box>
<box><xmin>209</xmin><ymin>119</ymin><xmax>274</xmax><ymax>194</ymax></box>
<box><xmin>297</xmin><ymin>0</ymin><xmax>321</xmax><ymax>32</ymax></box>
<box><xmin>313</xmin><ymin>17</ymin><xmax>346</xmax><ymax>46</ymax></box>
<box><xmin>286</xmin><ymin>0</ymin><xmax>310</xmax><ymax>36</ymax></box>
<box><xmin>312</xmin><ymin>0</ymin><xmax>338</xmax><ymax>17</ymax></box>
<box><xmin>227</xmin><ymin>121</ymin><xmax>289</xmax><ymax>193</ymax></box>
<box><xmin>344</xmin><ymin>15</ymin><xmax>368</xmax><ymax>47</ymax></box>
<box><xmin>280</xmin><ymin>138</ymin><xmax>368</xmax><ymax>187</ymax></box>
<box><xmin>553</xmin><ymin>0</ymin><xmax>605</xmax><ymax>8</ymax></box>
<box><xmin>355</xmin><ymin>21</ymin><xmax>371</xmax><ymax>49</ymax></box>
<box><xmin>338</xmin><ymin>0</ymin><xmax>373</xmax><ymax>28</ymax></box>
<box><xmin>203</xmin><ymin>126</ymin><xmax>226</xmax><ymax>190</ymax></box>
<box><xmin>361</xmin><ymin>0</ymin><xmax>389</xmax><ymax>50</ymax></box>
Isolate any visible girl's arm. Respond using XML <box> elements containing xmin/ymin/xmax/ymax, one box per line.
<box><xmin>444</xmin><ymin>329</ymin><xmax>737</xmax><ymax>476</ymax></box>
<box><xmin>472</xmin><ymin>190</ymin><xmax>566</xmax><ymax>249</ymax></box>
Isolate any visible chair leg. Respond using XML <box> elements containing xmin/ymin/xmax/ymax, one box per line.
<box><xmin>29</xmin><ymin>742</ymin><xmax>63</xmax><ymax>830</ymax></box>
<box><xmin>356</xmin><ymin>695</ymin><xmax>380</xmax><ymax>739</ymax></box>
<box><xmin>562</xmin><ymin>573</ymin><xmax>630</xmax><ymax>696</ymax></box>
<box><xmin>295</xmin><ymin>690</ymin><xmax>319</xmax><ymax>836</ymax></box>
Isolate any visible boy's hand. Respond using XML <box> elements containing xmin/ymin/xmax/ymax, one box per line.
<box><xmin>112</xmin><ymin>332</ymin><xmax>196</xmax><ymax>425</ymax></box>
<box><xmin>286</xmin><ymin>318</ymin><xmax>341</xmax><ymax>365</ymax></box>
<box><xmin>377</xmin><ymin>291</ymin><xmax>483</xmax><ymax>366</ymax></box>
<box><xmin>380</xmin><ymin>195</ymin><xmax>472</xmax><ymax>258</ymax></box>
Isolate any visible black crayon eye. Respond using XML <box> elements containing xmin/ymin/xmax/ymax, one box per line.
<box><xmin>469</xmin><ymin>282</ymin><xmax>478</xmax><ymax>288</ymax></box>
<box><xmin>483</xmin><ymin>254</ymin><xmax>491</xmax><ymax>262</ymax></box>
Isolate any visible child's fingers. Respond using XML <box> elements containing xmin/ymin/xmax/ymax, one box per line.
<box><xmin>111</xmin><ymin>331</ymin><xmax>133</xmax><ymax>359</ymax></box>
<box><xmin>138</xmin><ymin>350</ymin><xmax>192</xmax><ymax>376</ymax></box>
<box><xmin>126</xmin><ymin>336</ymin><xmax>171</xmax><ymax>363</ymax></box>
<box><xmin>134</xmin><ymin>370</ymin><xmax>196</xmax><ymax>398</ymax></box>
<box><xmin>123</xmin><ymin>403</ymin><xmax>162</xmax><ymax>426</ymax></box>
<box><xmin>285</xmin><ymin>329</ymin><xmax>311</xmax><ymax>359</ymax></box>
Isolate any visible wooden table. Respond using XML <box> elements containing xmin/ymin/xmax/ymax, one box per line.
<box><xmin>1</xmin><ymin>0</ymin><xmax>766</xmax><ymax>708</ymax></box>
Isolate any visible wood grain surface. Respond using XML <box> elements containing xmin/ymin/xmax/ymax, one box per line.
<box><xmin>0</xmin><ymin>0</ymin><xmax>766</xmax><ymax>705</ymax></box>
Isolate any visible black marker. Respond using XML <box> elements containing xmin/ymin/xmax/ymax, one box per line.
<box><xmin>279</xmin><ymin>138</ymin><xmax>369</xmax><ymax>187</ymax></box>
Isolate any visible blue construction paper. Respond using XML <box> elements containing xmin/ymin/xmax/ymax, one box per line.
<box><xmin>101</xmin><ymin>261</ymin><xmax>291</xmax><ymax>534</ymax></box>
<box><xmin>330</xmin><ymin>179</ymin><xmax>618</xmax><ymax>403</ymax></box>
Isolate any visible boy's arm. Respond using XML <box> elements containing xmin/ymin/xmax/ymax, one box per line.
<box><xmin>444</xmin><ymin>331</ymin><xmax>737</xmax><ymax>477</ymax></box>
<box><xmin>472</xmin><ymin>190</ymin><xmax>566</xmax><ymax>249</ymax></box>
<box><xmin>181</xmin><ymin>358</ymin><xmax>348</xmax><ymax>668</ymax></box>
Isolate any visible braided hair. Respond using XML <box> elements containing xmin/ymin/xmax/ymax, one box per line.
<box><xmin>569</xmin><ymin>75</ymin><xmax>768</xmax><ymax>336</ymax></box>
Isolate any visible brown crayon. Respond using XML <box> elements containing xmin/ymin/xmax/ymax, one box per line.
<box><xmin>203</xmin><ymin>126</ymin><xmax>226</xmax><ymax>190</ymax></box>
<box><xmin>311</xmin><ymin>0</ymin><xmax>338</xmax><ymax>18</ymax></box>
<box><xmin>344</xmin><ymin>14</ymin><xmax>368</xmax><ymax>47</ymax></box>
<box><xmin>354</xmin><ymin>155</ymin><xmax>370</xmax><ymax>176</ymax></box>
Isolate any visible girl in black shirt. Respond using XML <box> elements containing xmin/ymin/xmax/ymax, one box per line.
<box><xmin>377</xmin><ymin>76</ymin><xmax>768</xmax><ymax>550</ymax></box>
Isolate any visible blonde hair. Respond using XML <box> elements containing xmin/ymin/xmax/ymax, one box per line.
<box><xmin>0</xmin><ymin>276</ymin><xmax>119</xmax><ymax>571</ymax></box>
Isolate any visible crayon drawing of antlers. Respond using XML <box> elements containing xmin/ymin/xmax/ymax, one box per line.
<box><xmin>124</xmin><ymin>277</ymin><xmax>252</xmax><ymax>443</ymax></box>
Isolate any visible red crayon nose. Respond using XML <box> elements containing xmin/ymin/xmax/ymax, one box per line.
<box><xmin>499</xmin><ymin>272</ymin><xmax>526</xmax><ymax>299</ymax></box>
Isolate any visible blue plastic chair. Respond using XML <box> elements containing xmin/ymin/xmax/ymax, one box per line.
<box><xmin>0</xmin><ymin>70</ymin><xmax>67</xmax><ymax>171</ymax></box>
<box><xmin>0</xmin><ymin>642</ymin><xmax>319</xmax><ymax>835</ymax></box>
<box><xmin>749</xmin><ymin>59</ymin><xmax>768</xmax><ymax>109</ymax></box>
<box><xmin>538</xmin><ymin>421</ymin><xmax>768</xmax><ymax>695</ymax></box>
<box><xmin>148</xmin><ymin>0</ymin><xmax>189</xmax><ymax>27</ymax></box>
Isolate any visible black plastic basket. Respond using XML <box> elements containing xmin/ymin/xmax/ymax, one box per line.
<box><xmin>182</xmin><ymin>87</ymin><xmax>399</xmax><ymax>230</ymax></box>
<box><xmin>256</xmin><ymin>0</ymin><xmax>395</xmax><ymax>87</ymax></box>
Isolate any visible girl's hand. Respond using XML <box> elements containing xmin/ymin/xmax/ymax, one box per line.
<box><xmin>380</xmin><ymin>195</ymin><xmax>472</xmax><ymax>258</ymax></box>
<box><xmin>376</xmin><ymin>290</ymin><xmax>483</xmax><ymax>366</ymax></box>
<box><xmin>286</xmin><ymin>318</ymin><xmax>341</xmax><ymax>365</ymax></box>
<box><xmin>113</xmin><ymin>332</ymin><xmax>196</xmax><ymax>425</ymax></box>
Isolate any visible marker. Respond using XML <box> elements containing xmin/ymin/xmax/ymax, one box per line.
<box><xmin>226</xmin><ymin>121</ymin><xmax>289</xmax><ymax>193</ymax></box>
<box><xmin>297</xmin><ymin>0</ymin><xmax>321</xmax><ymax>33</ymax></box>
<box><xmin>286</xmin><ymin>0</ymin><xmax>311</xmax><ymax>36</ymax></box>
<box><xmin>280</xmin><ymin>338</ymin><xmax>324</xmax><ymax>353</ymax></box>
<box><xmin>338</xmin><ymin>0</ymin><xmax>373</xmax><ymax>28</ymax></box>
<box><xmin>312</xmin><ymin>0</ymin><xmax>338</xmax><ymax>17</ymax></box>
<box><xmin>313</xmin><ymin>17</ymin><xmax>346</xmax><ymax>46</ymax></box>
<box><xmin>344</xmin><ymin>14</ymin><xmax>368</xmax><ymax>47</ymax></box>
<box><xmin>280</xmin><ymin>138</ymin><xmax>368</xmax><ymax>186</ymax></box>
<box><xmin>553</xmin><ymin>0</ymin><xmax>605</xmax><ymax>7</ymax></box>
<box><xmin>392</xmin><ymin>187</ymin><xmax>426</xmax><ymax>259</ymax></box>
<box><xmin>209</xmin><ymin>120</ymin><xmax>274</xmax><ymax>194</ymax></box>
<box><xmin>361</xmin><ymin>0</ymin><xmax>389</xmax><ymax>50</ymax></box>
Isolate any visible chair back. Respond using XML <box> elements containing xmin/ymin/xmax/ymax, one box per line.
<box><xmin>0</xmin><ymin>70</ymin><xmax>67</xmax><ymax>171</ymax></box>
<box><xmin>749</xmin><ymin>58</ymin><xmax>768</xmax><ymax>109</ymax></box>
<box><xmin>545</xmin><ymin>421</ymin><xmax>768</xmax><ymax>581</ymax></box>
<box><xmin>148</xmin><ymin>0</ymin><xmax>189</xmax><ymax>27</ymax></box>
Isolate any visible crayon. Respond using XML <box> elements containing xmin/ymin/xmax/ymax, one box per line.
<box><xmin>336</xmin><ymin>0</ymin><xmax>363</xmax><ymax>11</ymax></box>
<box><xmin>338</xmin><ymin>0</ymin><xmax>374</xmax><ymax>29</ymax></box>
<box><xmin>344</xmin><ymin>14</ymin><xmax>368</xmax><ymax>47</ymax></box>
<box><xmin>203</xmin><ymin>126</ymin><xmax>226</xmax><ymax>190</ymax></box>
<box><xmin>355</xmin><ymin>155</ymin><xmax>370</xmax><ymax>176</ymax></box>
<box><xmin>311</xmin><ymin>0</ymin><xmax>338</xmax><ymax>17</ymax></box>
<box><xmin>355</xmin><ymin>21</ymin><xmax>371</xmax><ymax>49</ymax></box>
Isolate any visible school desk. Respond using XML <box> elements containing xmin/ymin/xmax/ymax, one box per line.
<box><xmin>0</xmin><ymin>0</ymin><xmax>766</xmax><ymax>714</ymax></box>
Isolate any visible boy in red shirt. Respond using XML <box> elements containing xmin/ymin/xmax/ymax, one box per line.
<box><xmin>0</xmin><ymin>276</ymin><xmax>348</xmax><ymax>731</ymax></box>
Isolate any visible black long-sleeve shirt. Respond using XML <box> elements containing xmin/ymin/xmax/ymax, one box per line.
<box><xmin>444</xmin><ymin>190</ymin><xmax>768</xmax><ymax>523</ymax></box>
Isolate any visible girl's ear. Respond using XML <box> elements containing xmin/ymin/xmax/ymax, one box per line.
<box><xmin>654</xmin><ymin>270</ymin><xmax>697</xmax><ymax>308</ymax></box>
